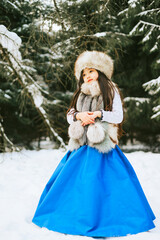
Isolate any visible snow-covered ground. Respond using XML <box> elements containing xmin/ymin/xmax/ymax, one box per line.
<box><xmin>0</xmin><ymin>147</ymin><xmax>160</xmax><ymax>240</ymax></box>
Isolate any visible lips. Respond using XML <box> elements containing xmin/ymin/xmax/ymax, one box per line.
<box><xmin>88</xmin><ymin>79</ymin><xmax>93</xmax><ymax>82</ymax></box>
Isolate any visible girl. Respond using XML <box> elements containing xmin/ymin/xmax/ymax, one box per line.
<box><xmin>32</xmin><ymin>51</ymin><xmax>156</xmax><ymax>238</ymax></box>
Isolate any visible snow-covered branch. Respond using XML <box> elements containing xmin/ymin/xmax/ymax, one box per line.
<box><xmin>0</xmin><ymin>25</ymin><xmax>66</xmax><ymax>149</ymax></box>
<box><xmin>143</xmin><ymin>76</ymin><xmax>160</xmax><ymax>95</ymax></box>
<box><xmin>128</xmin><ymin>0</ymin><xmax>137</xmax><ymax>8</ymax></box>
<box><xmin>93</xmin><ymin>31</ymin><xmax>129</xmax><ymax>37</ymax></box>
<box><xmin>129</xmin><ymin>20</ymin><xmax>160</xmax><ymax>36</ymax></box>
<box><xmin>136</xmin><ymin>8</ymin><xmax>160</xmax><ymax>16</ymax></box>
<box><xmin>5</xmin><ymin>0</ymin><xmax>21</xmax><ymax>12</ymax></box>
<box><xmin>151</xmin><ymin>106</ymin><xmax>160</xmax><ymax>119</ymax></box>
<box><xmin>0</xmin><ymin>121</ymin><xmax>20</xmax><ymax>152</ymax></box>
<box><xmin>124</xmin><ymin>97</ymin><xmax>150</xmax><ymax>106</ymax></box>
<box><xmin>143</xmin><ymin>76</ymin><xmax>160</xmax><ymax>120</ymax></box>
<box><xmin>117</xmin><ymin>8</ymin><xmax>128</xmax><ymax>16</ymax></box>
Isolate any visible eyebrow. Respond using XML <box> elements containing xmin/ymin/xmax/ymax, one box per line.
<box><xmin>83</xmin><ymin>68</ymin><xmax>94</xmax><ymax>73</ymax></box>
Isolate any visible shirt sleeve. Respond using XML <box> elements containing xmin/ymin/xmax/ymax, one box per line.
<box><xmin>66</xmin><ymin>108</ymin><xmax>75</xmax><ymax>124</ymax></box>
<box><xmin>101</xmin><ymin>90</ymin><xmax>123</xmax><ymax>124</ymax></box>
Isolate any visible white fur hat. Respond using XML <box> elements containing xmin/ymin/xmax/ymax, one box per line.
<box><xmin>74</xmin><ymin>50</ymin><xmax>114</xmax><ymax>81</ymax></box>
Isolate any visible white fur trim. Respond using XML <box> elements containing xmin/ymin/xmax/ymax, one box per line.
<box><xmin>74</xmin><ymin>51</ymin><xmax>114</xmax><ymax>81</ymax></box>
<box><xmin>108</xmin><ymin>124</ymin><xmax>119</xmax><ymax>145</ymax></box>
<box><xmin>81</xmin><ymin>81</ymin><xmax>101</xmax><ymax>97</ymax></box>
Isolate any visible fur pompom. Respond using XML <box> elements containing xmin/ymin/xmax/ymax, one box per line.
<box><xmin>68</xmin><ymin>129</ymin><xmax>87</xmax><ymax>151</ymax></box>
<box><xmin>87</xmin><ymin>122</ymin><xmax>105</xmax><ymax>144</ymax></box>
<box><xmin>88</xmin><ymin>122</ymin><xmax>116</xmax><ymax>153</ymax></box>
<box><xmin>68</xmin><ymin>138</ymin><xmax>80</xmax><ymax>151</ymax></box>
<box><xmin>68</xmin><ymin>120</ymin><xmax>84</xmax><ymax>139</ymax></box>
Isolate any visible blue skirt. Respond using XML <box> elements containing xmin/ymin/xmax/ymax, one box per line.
<box><xmin>32</xmin><ymin>145</ymin><xmax>156</xmax><ymax>237</ymax></box>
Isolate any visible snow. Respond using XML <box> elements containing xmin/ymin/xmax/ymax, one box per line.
<box><xmin>0</xmin><ymin>90</ymin><xmax>11</xmax><ymax>100</ymax></box>
<box><xmin>22</xmin><ymin>65</ymin><xmax>37</xmax><ymax>73</ymax></box>
<box><xmin>34</xmin><ymin>19</ymin><xmax>62</xmax><ymax>34</ymax></box>
<box><xmin>0</xmin><ymin>25</ymin><xmax>22</xmax><ymax>61</ymax></box>
<box><xmin>142</xmin><ymin>76</ymin><xmax>160</xmax><ymax>120</ymax></box>
<box><xmin>139</xmin><ymin>24</ymin><xmax>145</xmax><ymax>32</ymax></box>
<box><xmin>27</xmin><ymin>84</ymin><xmax>44</xmax><ymax>108</ymax></box>
<box><xmin>92</xmin><ymin>32</ymin><xmax>128</xmax><ymax>38</ymax></box>
<box><xmin>151</xmin><ymin>112</ymin><xmax>160</xmax><ymax>119</ymax></box>
<box><xmin>150</xmin><ymin>42</ymin><xmax>158</xmax><ymax>52</ymax></box>
<box><xmin>151</xmin><ymin>105</ymin><xmax>160</xmax><ymax>119</ymax></box>
<box><xmin>142</xmin><ymin>26</ymin><xmax>154</xmax><ymax>43</ymax></box>
<box><xmin>117</xmin><ymin>8</ymin><xmax>128</xmax><ymax>16</ymax></box>
<box><xmin>40</xmin><ymin>0</ymin><xmax>54</xmax><ymax>7</ymax></box>
<box><xmin>128</xmin><ymin>0</ymin><xmax>138</xmax><ymax>8</ymax></box>
<box><xmin>52</xmin><ymin>99</ymin><xmax>62</xmax><ymax>104</ymax></box>
<box><xmin>124</xmin><ymin>97</ymin><xmax>150</xmax><ymax>102</ymax></box>
<box><xmin>124</xmin><ymin>97</ymin><xmax>150</xmax><ymax>106</ymax></box>
<box><xmin>0</xmin><ymin>147</ymin><xmax>159</xmax><ymax>240</ymax></box>
<box><xmin>0</xmin><ymin>123</ymin><xmax>19</xmax><ymax>152</ymax></box>
<box><xmin>136</xmin><ymin>8</ymin><xmax>160</xmax><ymax>16</ymax></box>
<box><xmin>94</xmin><ymin>32</ymin><xmax>107</xmax><ymax>37</ymax></box>
<box><xmin>0</xmin><ymin>25</ymin><xmax>65</xmax><ymax>147</ymax></box>
<box><xmin>143</xmin><ymin>76</ymin><xmax>160</xmax><ymax>95</ymax></box>
<box><xmin>4</xmin><ymin>93</ymin><xmax>11</xmax><ymax>99</ymax></box>
<box><xmin>6</xmin><ymin>0</ymin><xmax>21</xmax><ymax>11</ymax></box>
<box><xmin>129</xmin><ymin>21</ymin><xmax>160</xmax><ymax>36</ymax></box>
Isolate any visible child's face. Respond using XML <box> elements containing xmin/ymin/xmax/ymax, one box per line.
<box><xmin>82</xmin><ymin>68</ymin><xmax>98</xmax><ymax>84</ymax></box>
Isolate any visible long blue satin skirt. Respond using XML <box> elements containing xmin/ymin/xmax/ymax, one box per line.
<box><xmin>32</xmin><ymin>145</ymin><xmax>156</xmax><ymax>237</ymax></box>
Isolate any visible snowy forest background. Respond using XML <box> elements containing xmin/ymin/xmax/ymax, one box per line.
<box><xmin>0</xmin><ymin>0</ymin><xmax>160</xmax><ymax>153</ymax></box>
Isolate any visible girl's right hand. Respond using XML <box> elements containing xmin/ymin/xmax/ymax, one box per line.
<box><xmin>76</xmin><ymin>112</ymin><xmax>95</xmax><ymax>126</ymax></box>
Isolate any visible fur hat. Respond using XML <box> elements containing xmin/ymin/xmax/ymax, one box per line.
<box><xmin>74</xmin><ymin>50</ymin><xmax>114</xmax><ymax>81</ymax></box>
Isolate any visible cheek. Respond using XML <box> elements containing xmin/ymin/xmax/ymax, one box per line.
<box><xmin>93</xmin><ymin>72</ymin><xmax>98</xmax><ymax>80</ymax></box>
<box><xmin>83</xmin><ymin>77</ymin><xmax>87</xmax><ymax>83</ymax></box>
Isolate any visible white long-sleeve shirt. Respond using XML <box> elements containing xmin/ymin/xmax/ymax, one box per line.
<box><xmin>67</xmin><ymin>90</ymin><xmax>123</xmax><ymax>124</ymax></box>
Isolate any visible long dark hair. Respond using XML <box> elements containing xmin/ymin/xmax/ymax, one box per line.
<box><xmin>67</xmin><ymin>69</ymin><xmax>125</xmax><ymax>139</ymax></box>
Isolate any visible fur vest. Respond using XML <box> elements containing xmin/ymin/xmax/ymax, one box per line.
<box><xmin>68</xmin><ymin>81</ymin><xmax>119</xmax><ymax>153</ymax></box>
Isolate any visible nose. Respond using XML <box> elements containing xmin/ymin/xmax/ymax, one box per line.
<box><xmin>86</xmin><ymin>73</ymin><xmax>90</xmax><ymax>79</ymax></box>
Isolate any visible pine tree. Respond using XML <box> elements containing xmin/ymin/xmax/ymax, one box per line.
<box><xmin>143</xmin><ymin>76</ymin><xmax>160</xmax><ymax>120</ymax></box>
<box><xmin>0</xmin><ymin>0</ymin><xmax>159</xmax><ymax>151</ymax></box>
<box><xmin>114</xmin><ymin>0</ymin><xmax>160</xmax><ymax>147</ymax></box>
<box><xmin>0</xmin><ymin>0</ymin><xmax>66</xmax><ymax>151</ymax></box>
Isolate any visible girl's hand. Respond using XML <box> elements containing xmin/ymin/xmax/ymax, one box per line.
<box><xmin>80</xmin><ymin>111</ymin><xmax>102</xmax><ymax>126</ymax></box>
<box><xmin>76</xmin><ymin>112</ymin><xmax>95</xmax><ymax>126</ymax></box>
<box><xmin>89</xmin><ymin>111</ymin><xmax>102</xmax><ymax>119</ymax></box>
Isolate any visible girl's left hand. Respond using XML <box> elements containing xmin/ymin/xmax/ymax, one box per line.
<box><xmin>81</xmin><ymin>111</ymin><xmax>101</xmax><ymax>126</ymax></box>
<box><xmin>90</xmin><ymin>111</ymin><xmax>102</xmax><ymax>119</ymax></box>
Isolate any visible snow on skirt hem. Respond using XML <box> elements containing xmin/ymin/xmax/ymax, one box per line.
<box><xmin>32</xmin><ymin>145</ymin><xmax>156</xmax><ymax>238</ymax></box>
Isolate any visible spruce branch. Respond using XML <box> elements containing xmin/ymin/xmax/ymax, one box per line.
<box><xmin>0</xmin><ymin>28</ymin><xmax>66</xmax><ymax>149</ymax></box>
<box><xmin>0</xmin><ymin>120</ymin><xmax>20</xmax><ymax>152</ymax></box>
<box><xmin>136</xmin><ymin>8</ymin><xmax>160</xmax><ymax>16</ymax></box>
<box><xmin>129</xmin><ymin>20</ymin><xmax>160</xmax><ymax>35</ymax></box>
